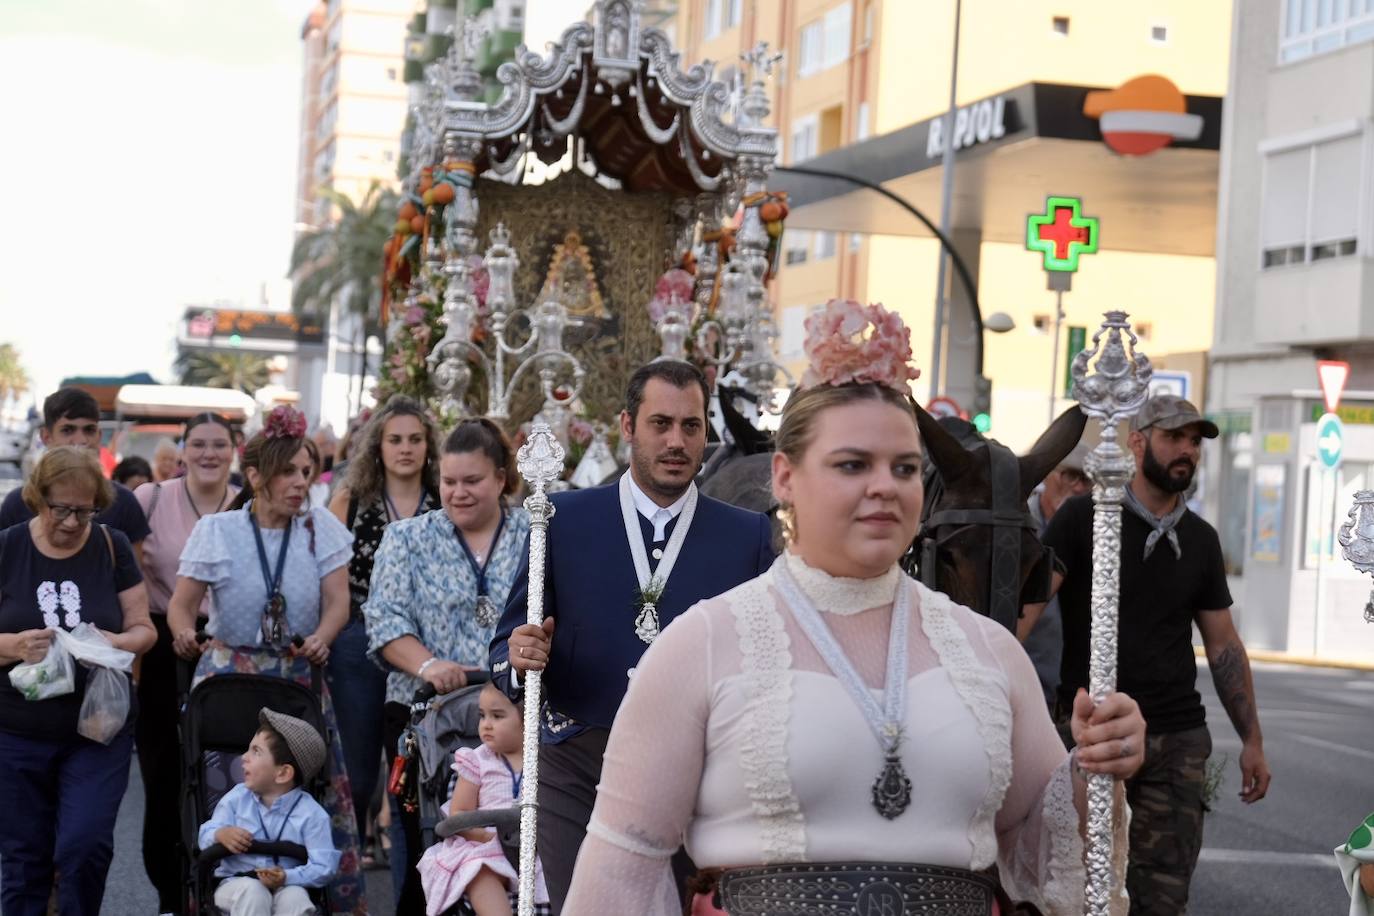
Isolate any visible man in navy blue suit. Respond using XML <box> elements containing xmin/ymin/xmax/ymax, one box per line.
<box><xmin>491</xmin><ymin>359</ymin><xmax>774</xmax><ymax>913</ymax></box>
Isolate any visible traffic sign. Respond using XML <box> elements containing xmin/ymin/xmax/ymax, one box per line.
<box><xmin>1317</xmin><ymin>412</ymin><xmax>1344</xmax><ymax>470</ymax></box>
<box><xmin>1317</xmin><ymin>360</ymin><xmax>1351</xmax><ymax>414</ymax></box>
<box><xmin>927</xmin><ymin>396</ymin><xmax>964</xmax><ymax>420</ymax></box>
<box><xmin>1149</xmin><ymin>370</ymin><xmax>1192</xmax><ymax>401</ymax></box>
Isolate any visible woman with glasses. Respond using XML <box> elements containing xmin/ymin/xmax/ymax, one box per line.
<box><xmin>364</xmin><ymin>418</ymin><xmax>530</xmax><ymax>915</ymax></box>
<box><xmin>132</xmin><ymin>412</ymin><xmax>240</xmax><ymax>914</ymax></box>
<box><xmin>168</xmin><ymin>406</ymin><xmax>366</xmax><ymax>915</ymax></box>
<box><xmin>0</xmin><ymin>446</ymin><xmax>155</xmax><ymax>916</ymax></box>
<box><xmin>326</xmin><ymin>396</ymin><xmax>441</xmax><ymax>880</ymax></box>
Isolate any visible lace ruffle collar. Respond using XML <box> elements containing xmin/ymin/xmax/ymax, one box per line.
<box><xmin>781</xmin><ymin>551</ymin><xmax>900</xmax><ymax>616</ymax></box>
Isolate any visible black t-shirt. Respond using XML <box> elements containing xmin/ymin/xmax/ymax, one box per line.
<box><xmin>0</xmin><ymin>522</ymin><xmax>144</xmax><ymax>740</ymax></box>
<box><xmin>1043</xmin><ymin>493</ymin><xmax>1232</xmax><ymax>734</ymax></box>
<box><xmin>0</xmin><ymin>483</ymin><xmax>151</xmax><ymax>545</ymax></box>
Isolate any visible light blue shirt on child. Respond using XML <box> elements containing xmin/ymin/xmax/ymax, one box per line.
<box><xmin>198</xmin><ymin>784</ymin><xmax>340</xmax><ymax>887</ymax></box>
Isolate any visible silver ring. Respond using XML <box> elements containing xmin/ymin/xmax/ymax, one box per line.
<box><xmin>520</xmin><ymin>646</ymin><xmax>527</xmax><ymax>658</ymax></box>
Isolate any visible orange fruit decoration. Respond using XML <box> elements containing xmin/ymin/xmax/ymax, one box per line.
<box><xmin>431</xmin><ymin>183</ymin><xmax>455</xmax><ymax>205</ymax></box>
<box><xmin>399</xmin><ymin>201</ymin><xmax>418</xmax><ymax>222</ymax></box>
<box><xmin>395</xmin><ymin>218</ymin><xmax>412</xmax><ymax>236</ymax></box>
<box><xmin>422</xmin><ymin>189</ymin><xmax>435</xmax><ymax>208</ymax></box>
<box><xmin>410</xmin><ymin>214</ymin><xmax>425</xmax><ymax>234</ymax></box>
<box><xmin>759</xmin><ymin>201</ymin><xmax>782</xmax><ymax>222</ymax></box>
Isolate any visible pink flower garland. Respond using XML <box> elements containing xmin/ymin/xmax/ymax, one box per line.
<box><xmin>801</xmin><ymin>298</ymin><xmax>921</xmax><ymax>390</ymax></box>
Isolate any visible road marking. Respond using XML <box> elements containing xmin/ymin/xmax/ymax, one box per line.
<box><xmin>1292</xmin><ymin>733</ymin><xmax>1374</xmax><ymax>761</ymax></box>
<box><xmin>1199</xmin><ymin>848</ymin><xmax>1335</xmax><ymax>868</ymax></box>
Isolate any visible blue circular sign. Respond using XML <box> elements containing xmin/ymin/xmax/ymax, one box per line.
<box><xmin>1317</xmin><ymin>412</ymin><xmax>1344</xmax><ymax>469</ymax></box>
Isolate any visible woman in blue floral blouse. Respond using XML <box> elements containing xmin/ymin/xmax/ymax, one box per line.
<box><xmin>364</xmin><ymin>418</ymin><xmax>529</xmax><ymax>914</ymax></box>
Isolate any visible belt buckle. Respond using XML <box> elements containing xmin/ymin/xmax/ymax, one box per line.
<box><xmin>855</xmin><ymin>879</ymin><xmax>907</xmax><ymax>916</ymax></box>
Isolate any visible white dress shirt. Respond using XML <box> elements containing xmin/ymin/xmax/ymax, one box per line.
<box><xmin>625</xmin><ymin>472</ymin><xmax>690</xmax><ymax>543</ymax></box>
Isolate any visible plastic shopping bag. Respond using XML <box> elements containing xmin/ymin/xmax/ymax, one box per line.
<box><xmin>53</xmin><ymin>624</ymin><xmax>135</xmax><ymax>745</ymax></box>
<box><xmin>7</xmin><ymin>638</ymin><xmax>76</xmax><ymax>701</ymax></box>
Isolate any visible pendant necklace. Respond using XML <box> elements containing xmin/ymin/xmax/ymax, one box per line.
<box><xmin>617</xmin><ymin>473</ymin><xmax>698</xmax><ymax>644</ymax></box>
<box><xmin>248</xmin><ymin>501</ymin><xmax>293</xmax><ymax>647</ymax></box>
<box><xmin>773</xmin><ymin>560</ymin><xmax>913</xmax><ymax>819</ymax></box>
<box><xmin>453</xmin><ymin>510</ymin><xmax>507</xmax><ymax>628</ymax></box>
<box><xmin>185</xmin><ymin>482</ymin><xmax>229</xmax><ymax>520</ymax></box>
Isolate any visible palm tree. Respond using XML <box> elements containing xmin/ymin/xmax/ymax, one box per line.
<box><xmin>0</xmin><ymin>343</ymin><xmax>28</xmax><ymax>404</ymax></box>
<box><xmin>290</xmin><ymin>182</ymin><xmax>400</xmax><ymax>409</ymax></box>
<box><xmin>176</xmin><ymin>351</ymin><xmax>273</xmax><ymax>395</ymax></box>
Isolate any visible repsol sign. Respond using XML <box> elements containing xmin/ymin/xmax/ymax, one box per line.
<box><xmin>925</xmin><ymin>95</ymin><xmax>1012</xmax><ymax>159</ymax></box>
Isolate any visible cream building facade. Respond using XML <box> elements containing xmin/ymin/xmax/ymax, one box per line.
<box><xmin>672</xmin><ymin>0</ymin><xmax>1232</xmax><ymax>452</ymax></box>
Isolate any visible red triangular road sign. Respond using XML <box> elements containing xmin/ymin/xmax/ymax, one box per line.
<box><xmin>1317</xmin><ymin>360</ymin><xmax>1350</xmax><ymax>413</ymax></box>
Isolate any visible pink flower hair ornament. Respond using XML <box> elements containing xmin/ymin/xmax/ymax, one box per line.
<box><xmin>263</xmin><ymin>405</ymin><xmax>308</xmax><ymax>440</ymax></box>
<box><xmin>800</xmin><ymin>298</ymin><xmax>921</xmax><ymax>391</ymax></box>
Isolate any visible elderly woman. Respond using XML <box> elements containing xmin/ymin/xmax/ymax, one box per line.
<box><xmin>152</xmin><ymin>437</ymin><xmax>181</xmax><ymax>483</ymax></box>
<box><xmin>559</xmin><ymin>301</ymin><xmax>1145</xmax><ymax>916</ymax></box>
<box><xmin>0</xmin><ymin>446</ymin><xmax>155</xmax><ymax>916</ymax></box>
<box><xmin>365</xmin><ymin>418</ymin><xmax>530</xmax><ymax>915</ymax></box>
<box><xmin>168</xmin><ymin>406</ymin><xmax>365</xmax><ymax>915</ymax></box>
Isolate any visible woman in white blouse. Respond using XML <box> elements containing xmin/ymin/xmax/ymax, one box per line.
<box><xmin>560</xmin><ymin>301</ymin><xmax>1145</xmax><ymax>916</ymax></box>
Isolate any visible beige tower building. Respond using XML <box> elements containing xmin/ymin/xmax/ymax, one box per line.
<box><xmin>295</xmin><ymin>0</ymin><xmax>416</xmax><ymax>229</ymax></box>
<box><xmin>671</xmin><ymin>0</ymin><xmax>1232</xmax><ymax>451</ymax></box>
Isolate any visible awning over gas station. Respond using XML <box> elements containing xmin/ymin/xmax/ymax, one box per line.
<box><xmin>771</xmin><ymin>81</ymin><xmax>1223</xmax><ymax>258</ymax></box>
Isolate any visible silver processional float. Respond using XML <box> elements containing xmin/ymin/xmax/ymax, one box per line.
<box><xmin>1070</xmin><ymin>310</ymin><xmax>1153</xmax><ymax>915</ymax></box>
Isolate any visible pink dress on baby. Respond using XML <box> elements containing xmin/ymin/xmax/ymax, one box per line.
<box><xmin>416</xmin><ymin>744</ymin><xmax>549</xmax><ymax>916</ymax></box>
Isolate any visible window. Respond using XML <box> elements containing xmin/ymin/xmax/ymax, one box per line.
<box><xmin>863</xmin><ymin>2</ymin><xmax>874</xmax><ymax>45</ymax></box>
<box><xmin>386</xmin><ymin>66</ymin><xmax>397</xmax><ymax>81</ymax></box>
<box><xmin>823</xmin><ymin>3</ymin><xmax>852</xmax><ymax>69</ymax></box>
<box><xmin>1281</xmin><ymin>0</ymin><xmax>1374</xmax><ymax>61</ymax></box>
<box><xmin>848</xmin><ymin>232</ymin><xmax>863</xmax><ymax>253</ymax></box>
<box><xmin>1135</xmin><ymin>321</ymin><xmax>1153</xmax><ymax>341</ymax></box>
<box><xmin>1032</xmin><ymin>313</ymin><xmax>1052</xmax><ymax>334</ymax></box>
<box><xmin>784</xmin><ymin>230</ymin><xmax>811</xmax><ymax>265</ymax></box>
<box><xmin>814</xmin><ymin>231</ymin><xmax>837</xmax><ymax>259</ymax></box>
<box><xmin>780</xmin><ymin>305</ymin><xmax>811</xmax><ymax>359</ymax></box>
<box><xmin>704</xmin><ymin>0</ymin><xmax>723</xmax><ymax>39</ymax></box>
<box><xmin>726</xmin><ymin>0</ymin><xmax>742</xmax><ymax>29</ymax></box>
<box><xmin>1260</xmin><ymin>131</ymin><xmax>1364</xmax><ymax>268</ymax></box>
<box><xmin>1052</xmin><ymin>16</ymin><xmax>1070</xmax><ymax>36</ymax></box>
<box><xmin>789</xmin><ymin>115</ymin><xmax>819</xmax><ymax>163</ymax></box>
<box><xmin>1151</xmin><ymin>24</ymin><xmax>1169</xmax><ymax>43</ymax></box>
<box><xmin>798</xmin><ymin>21</ymin><xmax>823</xmax><ymax>75</ymax></box>
<box><xmin>856</xmin><ymin>101</ymin><xmax>871</xmax><ymax>141</ymax></box>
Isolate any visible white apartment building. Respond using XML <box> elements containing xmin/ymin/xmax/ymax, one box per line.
<box><xmin>1209</xmin><ymin>0</ymin><xmax>1374</xmax><ymax>661</ymax></box>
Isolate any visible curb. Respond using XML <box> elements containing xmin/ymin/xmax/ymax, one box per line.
<box><xmin>1194</xmin><ymin>645</ymin><xmax>1374</xmax><ymax>672</ymax></box>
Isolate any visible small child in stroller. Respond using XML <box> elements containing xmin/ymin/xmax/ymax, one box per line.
<box><xmin>417</xmin><ymin>682</ymin><xmax>548</xmax><ymax>916</ymax></box>
<box><xmin>198</xmin><ymin>707</ymin><xmax>341</xmax><ymax>915</ymax></box>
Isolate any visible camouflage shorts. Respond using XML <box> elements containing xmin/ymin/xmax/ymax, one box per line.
<box><xmin>1125</xmin><ymin>726</ymin><xmax>1212</xmax><ymax>915</ymax></box>
<box><xmin>1053</xmin><ymin>713</ymin><xmax>1211</xmax><ymax>915</ymax></box>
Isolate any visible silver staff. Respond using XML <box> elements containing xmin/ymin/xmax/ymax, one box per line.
<box><xmin>1338</xmin><ymin>490</ymin><xmax>1374</xmax><ymax>623</ymax></box>
<box><xmin>514</xmin><ymin>422</ymin><xmax>565</xmax><ymax>916</ymax></box>
<box><xmin>1069</xmin><ymin>310</ymin><xmax>1151</xmax><ymax>915</ymax></box>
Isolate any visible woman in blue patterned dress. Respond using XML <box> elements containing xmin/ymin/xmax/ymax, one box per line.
<box><xmin>364</xmin><ymin>418</ymin><xmax>530</xmax><ymax>916</ymax></box>
<box><xmin>168</xmin><ymin>406</ymin><xmax>366</xmax><ymax>915</ymax></box>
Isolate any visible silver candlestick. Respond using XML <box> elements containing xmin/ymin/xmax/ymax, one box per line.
<box><xmin>1338</xmin><ymin>490</ymin><xmax>1374</xmax><ymax>623</ymax></box>
<box><xmin>514</xmin><ymin>422</ymin><xmax>565</xmax><ymax>916</ymax></box>
<box><xmin>1069</xmin><ymin>310</ymin><xmax>1152</xmax><ymax>916</ymax></box>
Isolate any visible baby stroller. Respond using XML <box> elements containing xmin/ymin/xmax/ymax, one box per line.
<box><xmin>396</xmin><ymin>676</ymin><xmax>541</xmax><ymax>916</ymax></box>
<box><xmin>178</xmin><ymin>638</ymin><xmax>334</xmax><ymax>915</ymax></box>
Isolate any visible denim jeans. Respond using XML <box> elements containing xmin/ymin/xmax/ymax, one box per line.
<box><xmin>325</xmin><ymin>617</ymin><xmax>388</xmax><ymax>851</ymax></box>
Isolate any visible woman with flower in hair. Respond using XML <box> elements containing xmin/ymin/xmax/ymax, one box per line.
<box><xmin>168</xmin><ymin>405</ymin><xmax>366</xmax><ymax>915</ymax></box>
<box><xmin>561</xmin><ymin>300</ymin><xmax>1147</xmax><ymax>916</ymax></box>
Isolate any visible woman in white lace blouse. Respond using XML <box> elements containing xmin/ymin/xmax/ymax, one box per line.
<box><xmin>560</xmin><ymin>300</ymin><xmax>1146</xmax><ymax>916</ymax></box>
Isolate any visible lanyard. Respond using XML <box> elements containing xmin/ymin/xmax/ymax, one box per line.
<box><xmin>500</xmin><ymin>754</ymin><xmax>523</xmax><ymax>800</ymax></box>
<box><xmin>384</xmin><ymin>490</ymin><xmax>426</xmax><ymax>523</ymax></box>
<box><xmin>248</xmin><ymin>504</ymin><xmax>292</xmax><ymax>605</ymax></box>
<box><xmin>452</xmin><ymin>510</ymin><xmax>506</xmax><ymax>597</ymax></box>
<box><xmin>253</xmin><ymin>792</ymin><xmax>305</xmax><ymax>864</ymax></box>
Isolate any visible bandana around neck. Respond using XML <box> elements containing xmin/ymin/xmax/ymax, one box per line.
<box><xmin>1122</xmin><ymin>484</ymin><xmax>1186</xmax><ymax>560</ymax></box>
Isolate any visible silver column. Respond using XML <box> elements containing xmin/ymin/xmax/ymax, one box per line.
<box><xmin>1069</xmin><ymin>310</ymin><xmax>1152</xmax><ymax>915</ymax></box>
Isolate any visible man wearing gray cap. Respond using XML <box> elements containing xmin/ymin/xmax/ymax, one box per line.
<box><xmin>1038</xmin><ymin>393</ymin><xmax>1271</xmax><ymax>915</ymax></box>
<box><xmin>1018</xmin><ymin>438</ymin><xmax>1093</xmax><ymax>705</ymax></box>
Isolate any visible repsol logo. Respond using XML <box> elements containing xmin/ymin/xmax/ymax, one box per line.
<box><xmin>925</xmin><ymin>96</ymin><xmax>1010</xmax><ymax>158</ymax></box>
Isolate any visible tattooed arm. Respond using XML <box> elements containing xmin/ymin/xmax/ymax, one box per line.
<box><xmin>1197</xmin><ymin>609</ymin><xmax>1272</xmax><ymax>803</ymax></box>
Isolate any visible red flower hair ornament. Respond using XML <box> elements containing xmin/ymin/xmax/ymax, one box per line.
<box><xmin>801</xmin><ymin>298</ymin><xmax>921</xmax><ymax>391</ymax></box>
<box><xmin>263</xmin><ymin>405</ymin><xmax>308</xmax><ymax>440</ymax></box>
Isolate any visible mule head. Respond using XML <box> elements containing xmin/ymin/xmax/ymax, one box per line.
<box><xmin>912</xmin><ymin>402</ymin><xmax>1067</xmax><ymax>626</ymax></box>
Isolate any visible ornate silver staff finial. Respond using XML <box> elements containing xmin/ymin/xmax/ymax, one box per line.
<box><xmin>440</xmin><ymin>17</ymin><xmax>490</xmax><ymax>101</ymax></box>
<box><xmin>1071</xmin><ymin>309</ymin><xmax>1152</xmax><ymax>916</ymax></box>
<box><xmin>513</xmin><ymin>421</ymin><xmax>565</xmax><ymax>916</ymax></box>
<box><xmin>1338</xmin><ymin>490</ymin><xmax>1374</xmax><ymax>623</ymax></box>
<box><xmin>737</xmin><ymin>42</ymin><xmax>782</xmax><ymax>129</ymax></box>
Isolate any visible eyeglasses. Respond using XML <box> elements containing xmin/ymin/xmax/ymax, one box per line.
<box><xmin>46</xmin><ymin>503</ymin><xmax>97</xmax><ymax>523</ymax></box>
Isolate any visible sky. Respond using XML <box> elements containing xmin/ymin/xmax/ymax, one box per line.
<box><xmin>0</xmin><ymin>0</ymin><xmax>588</xmax><ymax>408</ymax></box>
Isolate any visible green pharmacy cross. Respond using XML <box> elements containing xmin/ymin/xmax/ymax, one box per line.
<box><xmin>1027</xmin><ymin>196</ymin><xmax>1100</xmax><ymax>273</ymax></box>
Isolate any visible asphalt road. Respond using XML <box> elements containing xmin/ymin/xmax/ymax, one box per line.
<box><xmin>83</xmin><ymin>660</ymin><xmax>1370</xmax><ymax>914</ymax></box>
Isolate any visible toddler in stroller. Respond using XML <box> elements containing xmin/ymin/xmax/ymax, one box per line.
<box><xmin>410</xmin><ymin>681</ymin><xmax>548</xmax><ymax>916</ymax></box>
<box><xmin>197</xmin><ymin>707</ymin><xmax>340</xmax><ymax>915</ymax></box>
